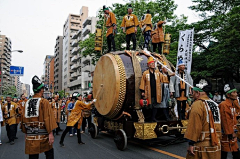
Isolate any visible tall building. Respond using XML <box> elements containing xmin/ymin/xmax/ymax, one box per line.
<box><xmin>54</xmin><ymin>36</ymin><xmax>63</xmax><ymax>93</ymax></box>
<box><xmin>62</xmin><ymin>6</ymin><xmax>88</xmax><ymax>95</ymax></box>
<box><xmin>25</xmin><ymin>84</ymin><xmax>30</xmax><ymax>97</ymax></box>
<box><xmin>14</xmin><ymin>76</ymin><xmax>21</xmax><ymax>96</ymax></box>
<box><xmin>49</xmin><ymin>57</ymin><xmax>55</xmax><ymax>93</ymax></box>
<box><xmin>22</xmin><ymin>83</ymin><xmax>30</xmax><ymax>97</ymax></box>
<box><xmin>80</xmin><ymin>17</ymin><xmax>97</xmax><ymax>94</ymax></box>
<box><xmin>0</xmin><ymin>35</ymin><xmax>12</xmax><ymax>86</ymax></box>
<box><xmin>43</xmin><ymin>55</ymin><xmax>54</xmax><ymax>98</ymax></box>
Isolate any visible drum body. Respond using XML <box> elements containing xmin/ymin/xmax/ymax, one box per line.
<box><xmin>93</xmin><ymin>52</ymin><xmax>165</xmax><ymax>119</ymax></box>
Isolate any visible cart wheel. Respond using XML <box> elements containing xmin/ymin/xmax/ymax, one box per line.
<box><xmin>89</xmin><ymin>123</ymin><xmax>98</xmax><ymax>139</ymax></box>
<box><xmin>114</xmin><ymin>129</ymin><xmax>127</xmax><ymax>151</ymax></box>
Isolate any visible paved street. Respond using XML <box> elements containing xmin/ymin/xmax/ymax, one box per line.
<box><xmin>0</xmin><ymin>124</ymin><xmax>234</xmax><ymax>159</ymax></box>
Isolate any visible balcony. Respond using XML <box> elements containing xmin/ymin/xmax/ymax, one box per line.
<box><xmin>82</xmin><ymin>65</ymin><xmax>91</xmax><ymax>72</ymax></box>
<box><xmin>70</xmin><ymin>19</ymin><xmax>80</xmax><ymax>23</ymax></box>
<box><xmin>71</xmin><ymin>54</ymin><xmax>81</xmax><ymax>62</ymax></box>
<box><xmin>83</xmin><ymin>17</ymin><xmax>92</xmax><ymax>28</ymax></box>
<box><xmin>68</xmin><ymin>78</ymin><xmax>81</xmax><ymax>88</ymax></box>
<box><xmin>82</xmin><ymin>34</ymin><xmax>89</xmax><ymax>41</ymax></box>
<box><xmin>82</xmin><ymin>25</ymin><xmax>91</xmax><ymax>37</ymax></box>
<box><xmin>71</xmin><ymin>47</ymin><xmax>78</xmax><ymax>55</ymax></box>
<box><xmin>71</xmin><ymin>72</ymin><xmax>78</xmax><ymax>78</ymax></box>
<box><xmin>71</xmin><ymin>64</ymin><xmax>78</xmax><ymax>70</ymax></box>
<box><xmin>72</xmin><ymin>30</ymin><xmax>82</xmax><ymax>39</ymax></box>
<box><xmin>71</xmin><ymin>39</ymin><xmax>78</xmax><ymax>47</ymax></box>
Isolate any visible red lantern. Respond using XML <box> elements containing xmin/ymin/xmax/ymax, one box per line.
<box><xmin>88</xmin><ymin>94</ymin><xmax>93</xmax><ymax>100</ymax></box>
<box><xmin>139</xmin><ymin>99</ymin><xmax>149</xmax><ymax>107</ymax></box>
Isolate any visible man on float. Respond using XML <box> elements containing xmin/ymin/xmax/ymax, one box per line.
<box><xmin>139</xmin><ymin>9</ymin><xmax>152</xmax><ymax>51</ymax></box>
<box><xmin>170</xmin><ymin>60</ymin><xmax>193</xmax><ymax>120</ymax></box>
<box><xmin>103</xmin><ymin>5</ymin><xmax>117</xmax><ymax>52</ymax></box>
<box><xmin>219</xmin><ymin>83</ymin><xmax>240</xmax><ymax>159</ymax></box>
<box><xmin>139</xmin><ymin>56</ymin><xmax>163</xmax><ymax>122</ymax></box>
<box><xmin>151</xmin><ymin>20</ymin><xmax>166</xmax><ymax>54</ymax></box>
<box><xmin>159</xmin><ymin>62</ymin><xmax>175</xmax><ymax>121</ymax></box>
<box><xmin>185</xmin><ymin>77</ymin><xmax>221</xmax><ymax>159</ymax></box>
<box><xmin>121</xmin><ymin>4</ymin><xmax>139</xmax><ymax>50</ymax></box>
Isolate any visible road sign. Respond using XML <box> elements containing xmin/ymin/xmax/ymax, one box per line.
<box><xmin>10</xmin><ymin>66</ymin><xmax>24</xmax><ymax>76</ymax></box>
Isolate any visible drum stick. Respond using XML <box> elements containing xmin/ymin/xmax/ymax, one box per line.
<box><xmin>95</xmin><ymin>84</ymin><xmax>103</xmax><ymax>99</ymax></box>
<box><xmin>145</xmin><ymin>51</ymin><xmax>193</xmax><ymax>88</ymax></box>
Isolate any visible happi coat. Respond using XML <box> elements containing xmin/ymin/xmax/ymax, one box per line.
<box><xmin>52</xmin><ymin>101</ymin><xmax>62</xmax><ymax>123</ymax></box>
<box><xmin>106</xmin><ymin>11</ymin><xmax>117</xmax><ymax>37</ymax></box>
<box><xmin>139</xmin><ymin>69</ymin><xmax>163</xmax><ymax>104</ymax></box>
<box><xmin>151</xmin><ymin>21</ymin><xmax>165</xmax><ymax>43</ymax></box>
<box><xmin>219</xmin><ymin>98</ymin><xmax>239</xmax><ymax>152</ymax></box>
<box><xmin>21</xmin><ymin>95</ymin><xmax>57</xmax><ymax>154</ymax></box>
<box><xmin>139</xmin><ymin>13</ymin><xmax>152</xmax><ymax>33</ymax></box>
<box><xmin>67</xmin><ymin>100</ymin><xmax>91</xmax><ymax>129</ymax></box>
<box><xmin>121</xmin><ymin>14</ymin><xmax>139</xmax><ymax>35</ymax></box>
<box><xmin>2</xmin><ymin>102</ymin><xmax>18</xmax><ymax>126</ymax></box>
<box><xmin>184</xmin><ymin>95</ymin><xmax>221</xmax><ymax>159</ymax></box>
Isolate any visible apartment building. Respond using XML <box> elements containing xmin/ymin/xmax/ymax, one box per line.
<box><xmin>0</xmin><ymin>35</ymin><xmax>12</xmax><ymax>85</ymax></box>
<box><xmin>62</xmin><ymin>6</ymin><xmax>88</xmax><ymax>95</ymax></box>
<box><xmin>43</xmin><ymin>55</ymin><xmax>54</xmax><ymax>98</ymax></box>
<box><xmin>14</xmin><ymin>76</ymin><xmax>22</xmax><ymax>96</ymax></box>
<box><xmin>80</xmin><ymin>17</ymin><xmax>97</xmax><ymax>94</ymax></box>
<box><xmin>54</xmin><ymin>36</ymin><xmax>63</xmax><ymax>92</ymax></box>
<box><xmin>22</xmin><ymin>83</ymin><xmax>30</xmax><ymax>97</ymax></box>
<box><xmin>49</xmin><ymin>57</ymin><xmax>55</xmax><ymax>93</ymax></box>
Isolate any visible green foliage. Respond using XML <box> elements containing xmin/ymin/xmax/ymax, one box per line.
<box><xmin>189</xmin><ymin>0</ymin><xmax>240</xmax><ymax>81</ymax></box>
<box><xmin>58</xmin><ymin>90</ymin><xmax>65</xmax><ymax>98</ymax></box>
<box><xmin>2</xmin><ymin>84</ymin><xmax>17</xmax><ymax>97</ymax></box>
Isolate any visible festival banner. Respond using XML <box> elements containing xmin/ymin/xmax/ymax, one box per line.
<box><xmin>176</xmin><ymin>29</ymin><xmax>194</xmax><ymax>74</ymax></box>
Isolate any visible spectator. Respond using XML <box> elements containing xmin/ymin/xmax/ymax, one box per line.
<box><xmin>213</xmin><ymin>91</ymin><xmax>221</xmax><ymax>103</ymax></box>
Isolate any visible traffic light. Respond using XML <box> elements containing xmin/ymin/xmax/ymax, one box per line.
<box><xmin>94</xmin><ymin>28</ymin><xmax>102</xmax><ymax>51</ymax></box>
<box><xmin>163</xmin><ymin>33</ymin><xmax>171</xmax><ymax>55</ymax></box>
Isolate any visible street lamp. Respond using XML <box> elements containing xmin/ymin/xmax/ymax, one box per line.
<box><xmin>0</xmin><ymin>50</ymin><xmax>23</xmax><ymax>96</ymax></box>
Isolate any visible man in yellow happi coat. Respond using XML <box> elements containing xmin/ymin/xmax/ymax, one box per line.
<box><xmin>140</xmin><ymin>56</ymin><xmax>163</xmax><ymax>122</ymax></box>
<box><xmin>139</xmin><ymin>9</ymin><xmax>152</xmax><ymax>51</ymax></box>
<box><xmin>103</xmin><ymin>5</ymin><xmax>117</xmax><ymax>52</ymax></box>
<box><xmin>59</xmin><ymin>93</ymin><xmax>96</xmax><ymax>147</ymax></box>
<box><xmin>121</xmin><ymin>4</ymin><xmax>139</xmax><ymax>50</ymax></box>
<box><xmin>21</xmin><ymin>76</ymin><xmax>57</xmax><ymax>158</ymax></box>
<box><xmin>2</xmin><ymin>95</ymin><xmax>18</xmax><ymax>145</ymax></box>
<box><xmin>184</xmin><ymin>77</ymin><xmax>221</xmax><ymax>159</ymax></box>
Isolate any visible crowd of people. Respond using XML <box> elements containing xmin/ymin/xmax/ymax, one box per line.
<box><xmin>0</xmin><ymin>75</ymin><xmax>97</xmax><ymax>159</ymax></box>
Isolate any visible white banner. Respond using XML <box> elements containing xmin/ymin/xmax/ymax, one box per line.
<box><xmin>176</xmin><ymin>29</ymin><xmax>194</xmax><ymax>74</ymax></box>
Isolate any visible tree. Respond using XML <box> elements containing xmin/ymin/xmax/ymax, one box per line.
<box><xmin>58</xmin><ymin>90</ymin><xmax>65</xmax><ymax>98</ymax></box>
<box><xmin>189</xmin><ymin>0</ymin><xmax>240</xmax><ymax>82</ymax></box>
<box><xmin>79</xmin><ymin>0</ymin><xmax>189</xmax><ymax>66</ymax></box>
<box><xmin>2</xmin><ymin>84</ymin><xmax>17</xmax><ymax>97</ymax></box>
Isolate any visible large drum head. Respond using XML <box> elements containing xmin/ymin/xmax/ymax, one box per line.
<box><xmin>93</xmin><ymin>54</ymin><xmax>126</xmax><ymax>118</ymax></box>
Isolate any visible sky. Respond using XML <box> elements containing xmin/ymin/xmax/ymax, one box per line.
<box><xmin>0</xmin><ymin>0</ymin><xmax>199</xmax><ymax>92</ymax></box>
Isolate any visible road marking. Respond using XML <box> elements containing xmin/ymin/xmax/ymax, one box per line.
<box><xmin>130</xmin><ymin>141</ymin><xmax>186</xmax><ymax>159</ymax></box>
